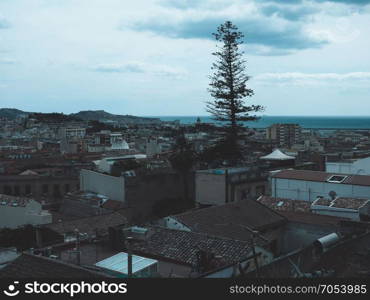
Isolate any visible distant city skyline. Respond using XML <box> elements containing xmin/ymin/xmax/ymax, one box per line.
<box><xmin>1</xmin><ymin>0</ymin><xmax>370</xmax><ymax>116</ymax></box>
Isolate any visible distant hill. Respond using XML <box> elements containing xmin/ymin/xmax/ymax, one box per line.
<box><xmin>70</xmin><ymin>110</ymin><xmax>161</xmax><ymax>124</ymax></box>
<box><xmin>0</xmin><ymin>108</ymin><xmax>29</xmax><ymax>120</ymax></box>
<box><xmin>0</xmin><ymin>108</ymin><xmax>161</xmax><ymax>124</ymax></box>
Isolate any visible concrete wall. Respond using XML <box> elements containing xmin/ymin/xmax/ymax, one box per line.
<box><xmin>125</xmin><ymin>172</ymin><xmax>195</xmax><ymax>220</ymax></box>
<box><xmin>311</xmin><ymin>205</ymin><xmax>359</xmax><ymax>221</ymax></box>
<box><xmin>281</xmin><ymin>222</ymin><xmax>336</xmax><ymax>253</ymax></box>
<box><xmin>0</xmin><ymin>200</ymin><xmax>52</xmax><ymax>229</ymax></box>
<box><xmin>0</xmin><ymin>176</ymin><xmax>79</xmax><ymax>202</ymax></box>
<box><xmin>326</xmin><ymin>157</ymin><xmax>370</xmax><ymax>175</ymax></box>
<box><xmin>271</xmin><ymin>177</ymin><xmax>370</xmax><ymax>202</ymax></box>
<box><xmin>195</xmin><ymin>172</ymin><xmax>225</xmax><ymax>205</ymax></box>
<box><xmin>80</xmin><ymin>169</ymin><xmax>125</xmax><ymax>202</ymax></box>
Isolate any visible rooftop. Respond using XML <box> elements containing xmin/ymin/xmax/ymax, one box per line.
<box><xmin>95</xmin><ymin>252</ymin><xmax>157</xmax><ymax>275</ymax></box>
<box><xmin>171</xmin><ymin>200</ymin><xmax>286</xmax><ymax>242</ymax></box>
<box><xmin>0</xmin><ymin>194</ymin><xmax>32</xmax><ymax>207</ymax></box>
<box><xmin>0</xmin><ymin>253</ymin><xmax>110</xmax><ymax>278</ymax></box>
<box><xmin>272</xmin><ymin>169</ymin><xmax>370</xmax><ymax>187</ymax></box>
<box><xmin>129</xmin><ymin>226</ymin><xmax>251</xmax><ymax>267</ymax></box>
<box><xmin>257</xmin><ymin>195</ymin><xmax>311</xmax><ymax>213</ymax></box>
<box><xmin>45</xmin><ymin>211</ymin><xmax>127</xmax><ymax>237</ymax></box>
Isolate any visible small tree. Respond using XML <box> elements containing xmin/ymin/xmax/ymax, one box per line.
<box><xmin>207</xmin><ymin>21</ymin><xmax>263</xmax><ymax>162</ymax></box>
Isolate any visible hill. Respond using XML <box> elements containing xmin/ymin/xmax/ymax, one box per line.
<box><xmin>0</xmin><ymin>108</ymin><xmax>161</xmax><ymax>124</ymax></box>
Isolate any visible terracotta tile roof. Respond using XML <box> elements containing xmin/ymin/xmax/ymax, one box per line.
<box><xmin>130</xmin><ymin>226</ymin><xmax>251</xmax><ymax>267</ymax></box>
<box><xmin>102</xmin><ymin>200</ymin><xmax>124</xmax><ymax>210</ymax></box>
<box><xmin>272</xmin><ymin>169</ymin><xmax>370</xmax><ymax>187</ymax></box>
<box><xmin>0</xmin><ymin>253</ymin><xmax>110</xmax><ymax>278</ymax></box>
<box><xmin>278</xmin><ymin>211</ymin><xmax>345</xmax><ymax>226</ymax></box>
<box><xmin>258</xmin><ymin>195</ymin><xmax>311</xmax><ymax>213</ymax></box>
<box><xmin>45</xmin><ymin>212</ymin><xmax>127</xmax><ymax>236</ymax></box>
<box><xmin>171</xmin><ymin>200</ymin><xmax>286</xmax><ymax>241</ymax></box>
<box><xmin>331</xmin><ymin>198</ymin><xmax>369</xmax><ymax>210</ymax></box>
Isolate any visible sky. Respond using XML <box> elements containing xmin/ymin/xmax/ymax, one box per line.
<box><xmin>1</xmin><ymin>0</ymin><xmax>370</xmax><ymax>116</ymax></box>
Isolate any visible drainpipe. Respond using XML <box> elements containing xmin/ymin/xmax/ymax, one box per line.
<box><xmin>126</xmin><ymin>236</ymin><xmax>133</xmax><ymax>278</ymax></box>
<box><xmin>225</xmin><ymin>169</ymin><xmax>229</xmax><ymax>203</ymax></box>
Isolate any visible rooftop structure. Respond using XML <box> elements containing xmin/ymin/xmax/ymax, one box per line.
<box><xmin>0</xmin><ymin>253</ymin><xmax>110</xmax><ymax>278</ymax></box>
<box><xmin>95</xmin><ymin>252</ymin><xmax>158</xmax><ymax>277</ymax></box>
<box><xmin>260</xmin><ymin>149</ymin><xmax>295</xmax><ymax>161</ymax></box>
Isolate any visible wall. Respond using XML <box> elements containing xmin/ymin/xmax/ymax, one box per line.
<box><xmin>80</xmin><ymin>169</ymin><xmax>125</xmax><ymax>202</ymax></box>
<box><xmin>125</xmin><ymin>172</ymin><xmax>195</xmax><ymax>220</ymax></box>
<box><xmin>195</xmin><ymin>172</ymin><xmax>225</xmax><ymax>205</ymax></box>
<box><xmin>311</xmin><ymin>205</ymin><xmax>359</xmax><ymax>221</ymax></box>
<box><xmin>271</xmin><ymin>177</ymin><xmax>370</xmax><ymax>202</ymax></box>
<box><xmin>0</xmin><ymin>175</ymin><xmax>79</xmax><ymax>202</ymax></box>
<box><xmin>326</xmin><ymin>157</ymin><xmax>370</xmax><ymax>175</ymax></box>
<box><xmin>281</xmin><ymin>222</ymin><xmax>336</xmax><ymax>253</ymax></box>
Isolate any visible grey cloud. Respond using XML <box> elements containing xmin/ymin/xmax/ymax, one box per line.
<box><xmin>0</xmin><ymin>58</ymin><xmax>17</xmax><ymax>65</ymax></box>
<box><xmin>131</xmin><ymin>17</ymin><xmax>327</xmax><ymax>53</ymax></box>
<box><xmin>260</xmin><ymin>0</ymin><xmax>370</xmax><ymax>5</ymax></box>
<box><xmin>92</xmin><ymin>63</ymin><xmax>145</xmax><ymax>73</ymax></box>
<box><xmin>260</xmin><ymin>4</ymin><xmax>318</xmax><ymax>21</ymax></box>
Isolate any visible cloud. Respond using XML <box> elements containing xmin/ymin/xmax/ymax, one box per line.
<box><xmin>0</xmin><ymin>16</ymin><xmax>10</xmax><ymax>29</ymax></box>
<box><xmin>128</xmin><ymin>1</ymin><xmax>330</xmax><ymax>55</ymax></box>
<box><xmin>92</xmin><ymin>62</ymin><xmax>145</xmax><ymax>73</ymax></box>
<box><xmin>0</xmin><ymin>58</ymin><xmax>17</xmax><ymax>65</ymax></box>
<box><xmin>254</xmin><ymin>72</ymin><xmax>370</xmax><ymax>86</ymax></box>
<box><xmin>260</xmin><ymin>3</ymin><xmax>318</xmax><ymax>21</ymax></box>
<box><xmin>91</xmin><ymin>61</ymin><xmax>187</xmax><ymax>78</ymax></box>
<box><xmin>131</xmin><ymin>17</ymin><xmax>327</xmax><ymax>55</ymax></box>
<box><xmin>257</xmin><ymin>0</ymin><xmax>370</xmax><ymax>5</ymax></box>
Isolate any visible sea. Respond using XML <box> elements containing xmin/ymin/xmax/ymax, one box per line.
<box><xmin>152</xmin><ymin>116</ymin><xmax>370</xmax><ymax>130</ymax></box>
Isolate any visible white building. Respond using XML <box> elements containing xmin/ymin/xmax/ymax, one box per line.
<box><xmin>97</xmin><ymin>154</ymin><xmax>147</xmax><ymax>174</ymax></box>
<box><xmin>326</xmin><ymin>156</ymin><xmax>370</xmax><ymax>175</ymax></box>
<box><xmin>59</xmin><ymin>127</ymin><xmax>86</xmax><ymax>139</ymax></box>
<box><xmin>271</xmin><ymin>169</ymin><xmax>370</xmax><ymax>202</ymax></box>
<box><xmin>0</xmin><ymin>195</ymin><xmax>52</xmax><ymax>229</ymax></box>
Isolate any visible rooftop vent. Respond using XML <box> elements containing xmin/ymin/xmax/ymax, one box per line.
<box><xmin>327</xmin><ymin>175</ymin><xmax>347</xmax><ymax>183</ymax></box>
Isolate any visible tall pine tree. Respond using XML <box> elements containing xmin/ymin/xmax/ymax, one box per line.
<box><xmin>207</xmin><ymin>21</ymin><xmax>263</xmax><ymax>162</ymax></box>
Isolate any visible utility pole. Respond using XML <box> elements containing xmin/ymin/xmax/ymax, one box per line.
<box><xmin>125</xmin><ymin>236</ymin><xmax>133</xmax><ymax>278</ymax></box>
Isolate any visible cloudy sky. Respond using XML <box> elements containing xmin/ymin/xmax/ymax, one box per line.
<box><xmin>1</xmin><ymin>0</ymin><xmax>370</xmax><ymax>116</ymax></box>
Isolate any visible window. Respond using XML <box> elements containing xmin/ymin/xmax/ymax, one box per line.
<box><xmin>53</xmin><ymin>184</ymin><xmax>60</xmax><ymax>197</ymax></box>
<box><xmin>14</xmin><ymin>186</ymin><xmax>20</xmax><ymax>196</ymax></box>
<box><xmin>42</xmin><ymin>184</ymin><xmax>49</xmax><ymax>194</ymax></box>
<box><xmin>327</xmin><ymin>175</ymin><xmax>347</xmax><ymax>183</ymax></box>
<box><xmin>25</xmin><ymin>185</ymin><xmax>31</xmax><ymax>195</ymax></box>
<box><xmin>3</xmin><ymin>185</ymin><xmax>12</xmax><ymax>195</ymax></box>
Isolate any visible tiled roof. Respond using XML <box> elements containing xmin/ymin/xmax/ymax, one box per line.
<box><xmin>0</xmin><ymin>253</ymin><xmax>110</xmax><ymax>278</ymax></box>
<box><xmin>258</xmin><ymin>195</ymin><xmax>311</xmax><ymax>213</ymax></box>
<box><xmin>331</xmin><ymin>197</ymin><xmax>369</xmax><ymax>209</ymax></box>
<box><xmin>45</xmin><ymin>212</ymin><xmax>127</xmax><ymax>236</ymax></box>
<box><xmin>278</xmin><ymin>211</ymin><xmax>345</xmax><ymax>226</ymax></box>
<box><xmin>102</xmin><ymin>200</ymin><xmax>124</xmax><ymax>210</ymax></box>
<box><xmin>272</xmin><ymin>169</ymin><xmax>370</xmax><ymax>187</ymax></box>
<box><xmin>169</xmin><ymin>200</ymin><xmax>286</xmax><ymax>243</ymax></box>
<box><xmin>129</xmin><ymin>226</ymin><xmax>251</xmax><ymax>267</ymax></box>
